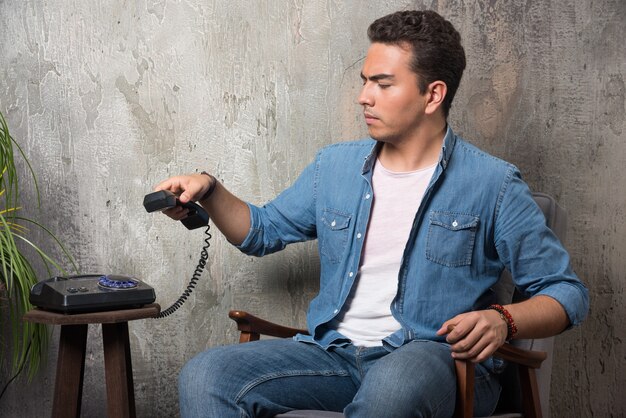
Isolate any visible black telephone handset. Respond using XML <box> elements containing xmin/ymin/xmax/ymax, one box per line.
<box><xmin>143</xmin><ymin>190</ymin><xmax>209</xmax><ymax>229</ymax></box>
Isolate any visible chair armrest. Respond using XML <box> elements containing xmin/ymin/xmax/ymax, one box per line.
<box><xmin>494</xmin><ymin>342</ymin><xmax>547</xmax><ymax>369</ymax></box>
<box><xmin>494</xmin><ymin>342</ymin><xmax>548</xmax><ymax>417</ymax></box>
<box><xmin>453</xmin><ymin>342</ymin><xmax>548</xmax><ymax>418</ymax></box>
<box><xmin>228</xmin><ymin>310</ymin><xmax>309</xmax><ymax>341</ymax></box>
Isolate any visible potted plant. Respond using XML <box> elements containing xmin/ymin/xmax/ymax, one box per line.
<box><xmin>0</xmin><ymin>110</ymin><xmax>75</xmax><ymax>385</ymax></box>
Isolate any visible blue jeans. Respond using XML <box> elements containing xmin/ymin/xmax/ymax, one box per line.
<box><xmin>179</xmin><ymin>339</ymin><xmax>500</xmax><ymax>418</ymax></box>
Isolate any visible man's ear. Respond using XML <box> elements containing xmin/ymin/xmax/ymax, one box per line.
<box><xmin>424</xmin><ymin>81</ymin><xmax>447</xmax><ymax>116</ymax></box>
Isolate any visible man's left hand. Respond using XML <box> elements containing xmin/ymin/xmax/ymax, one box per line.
<box><xmin>436</xmin><ymin>310</ymin><xmax>508</xmax><ymax>363</ymax></box>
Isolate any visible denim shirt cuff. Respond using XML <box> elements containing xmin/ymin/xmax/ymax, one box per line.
<box><xmin>235</xmin><ymin>202</ymin><xmax>259</xmax><ymax>254</ymax></box>
<box><xmin>536</xmin><ymin>283</ymin><xmax>590</xmax><ymax>328</ymax></box>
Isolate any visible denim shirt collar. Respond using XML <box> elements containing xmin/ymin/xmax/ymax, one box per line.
<box><xmin>360</xmin><ymin>125</ymin><xmax>457</xmax><ymax>175</ymax></box>
<box><xmin>440</xmin><ymin>125</ymin><xmax>457</xmax><ymax>170</ymax></box>
<box><xmin>361</xmin><ymin>142</ymin><xmax>380</xmax><ymax>174</ymax></box>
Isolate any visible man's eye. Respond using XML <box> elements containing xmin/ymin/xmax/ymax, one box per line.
<box><xmin>379</xmin><ymin>84</ymin><xmax>391</xmax><ymax>89</ymax></box>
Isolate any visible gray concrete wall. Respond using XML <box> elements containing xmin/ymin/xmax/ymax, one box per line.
<box><xmin>0</xmin><ymin>1</ymin><xmax>623</xmax><ymax>417</ymax></box>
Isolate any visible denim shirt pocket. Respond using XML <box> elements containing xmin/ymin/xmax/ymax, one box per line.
<box><xmin>426</xmin><ymin>211</ymin><xmax>479</xmax><ymax>267</ymax></box>
<box><xmin>320</xmin><ymin>208</ymin><xmax>352</xmax><ymax>264</ymax></box>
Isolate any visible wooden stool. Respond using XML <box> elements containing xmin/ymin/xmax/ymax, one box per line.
<box><xmin>23</xmin><ymin>304</ymin><xmax>160</xmax><ymax>418</ymax></box>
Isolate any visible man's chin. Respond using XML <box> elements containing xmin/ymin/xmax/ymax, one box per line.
<box><xmin>367</xmin><ymin>125</ymin><xmax>396</xmax><ymax>142</ymax></box>
<box><xmin>368</xmin><ymin>131</ymin><xmax>395</xmax><ymax>143</ymax></box>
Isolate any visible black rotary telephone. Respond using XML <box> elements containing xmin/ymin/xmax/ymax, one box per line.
<box><xmin>29</xmin><ymin>190</ymin><xmax>211</xmax><ymax>317</ymax></box>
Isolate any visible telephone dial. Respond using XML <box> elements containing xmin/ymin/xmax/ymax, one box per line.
<box><xmin>29</xmin><ymin>190</ymin><xmax>211</xmax><ymax>318</ymax></box>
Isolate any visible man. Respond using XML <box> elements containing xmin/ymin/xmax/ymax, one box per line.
<box><xmin>157</xmin><ymin>10</ymin><xmax>588</xmax><ymax>417</ymax></box>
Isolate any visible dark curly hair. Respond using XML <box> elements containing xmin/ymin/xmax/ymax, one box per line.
<box><xmin>368</xmin><ymin>10</ymin><xmax>466</xmax><ymax>118</ymax></box>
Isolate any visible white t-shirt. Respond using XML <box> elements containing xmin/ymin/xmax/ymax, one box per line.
<box><xmin>332</xmin><ymin>159</ymin><xmax>436</xmax><ymax>347</ymax></box>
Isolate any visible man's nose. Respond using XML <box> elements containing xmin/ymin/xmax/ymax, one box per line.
<box><xmin>357</xmin><ymin>84</ymin><xmax>374</xmax><ymax>107</ymax></box>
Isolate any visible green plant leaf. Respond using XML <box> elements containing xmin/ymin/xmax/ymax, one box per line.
<box><xmin>0</xmin><ymin>110</ymin><xmax>75</xmax><ymax>380</ymax></box>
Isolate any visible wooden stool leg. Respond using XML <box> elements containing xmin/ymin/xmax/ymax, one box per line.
<box><xmin>52</xmin><ymin>324</ymin><xmax>88</xmax><ymax>418</ymax></box>
<box><xmin>102</xmin><ymin>322</ymin><xmax>136</xmax><ymax>418</ymax></box>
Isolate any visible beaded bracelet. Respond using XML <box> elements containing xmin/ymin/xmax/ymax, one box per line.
<box><xmin>488</xmin><ymin>304</ymin><xmax>518</xmax><ymax>340</ymax></box>
<box><xmin>199</xmin><ymin>171</ymin><xmax>218</xmax><ymax>201</ymax></box>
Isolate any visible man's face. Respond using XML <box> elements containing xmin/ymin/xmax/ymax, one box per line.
<box><xmin>358</xmin><ymin>42</ymin><xmax>428</xmax><ymax>143</ymax></box>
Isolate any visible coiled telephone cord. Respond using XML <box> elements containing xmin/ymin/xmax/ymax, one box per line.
<box><xmin>156</xmin><ymin>225</ymin><xmax>211</xmax><ymax>318</ymax></box>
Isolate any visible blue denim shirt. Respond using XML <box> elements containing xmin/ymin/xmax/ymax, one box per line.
<box><xmin>238</xmin><ymin>126</ymin><xmax>589</xmax><ymax>350</ymax></box>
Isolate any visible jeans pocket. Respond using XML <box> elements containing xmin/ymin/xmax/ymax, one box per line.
<box><xmin>319</xmin><ymin>208</ymin><xmax>351</xmax><ymax>264</ymax></box>
<box><xmin>426</xmin><ymin>211</ymin><xmax>479</xmax><ymax>267</ymax></box>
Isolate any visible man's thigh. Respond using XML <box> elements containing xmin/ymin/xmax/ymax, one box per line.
<box><xmin>346</xmin><ymin>340</ymin><xmax>457</xmax><ymax>418</ymax></box>
<box><xmin>345</xmin><ymin>340</ymin><xmax>500</xmax><ymax>418</ymax></box>
<box><xmin>179</xmin><ymin>339</ymin><xmax>357</xmax><ymax>417</ymax></box>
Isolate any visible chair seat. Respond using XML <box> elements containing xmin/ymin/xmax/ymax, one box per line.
<box><xmin>276</xmin><ymin>411</ymin><xmax>344</xmax><ymax>418</ymax></box>
<box><xmin>275</xmin><ymin>410</ymin><xmax>524</xmax><ymax>418</ymax></box>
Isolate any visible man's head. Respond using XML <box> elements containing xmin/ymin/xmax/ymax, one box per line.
<box><xmin>367</xmin><ymin>10</ymin><xmax>466</xmax><ymax>119</ymax></box>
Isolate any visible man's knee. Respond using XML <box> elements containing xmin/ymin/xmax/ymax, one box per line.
<box><xmin>179</xmin><ymin>346</ymin><xmax>232</xmax><ymax>399</ymax></box>
<box><xmin>178</xmin><ymin>345</ymin><xmax>256</xmax><ymax>418</ymax></box>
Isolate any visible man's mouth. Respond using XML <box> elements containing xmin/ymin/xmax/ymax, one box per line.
<box><xmin>364</xmin><ymin>111</ymin><xmax>379</xmax><ymax>124</ymax></box>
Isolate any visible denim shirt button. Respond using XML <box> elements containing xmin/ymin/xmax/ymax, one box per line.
<box><xmin>365</xmin><ymin>193</ymin><xmax>371</xmax><ymax>199</ymax></box>
<box><xmin>452</xmin><ymin>220</ymin><xmax>458</xmax><ymax>227</ymax></box>
<box><xmin>356</xmin><ymin>233</ymin><xmax>362</xmax><ymax>239</ymax></box>
<box><xmin>331</xmin><ymin>220</ymin><xmax>336</xmax><ymax>227</ymax></box>
<box><xmin>349</xmin><ymin>272</ymin><xmax>354</xmax><ymax>277</ymax></box>
<box><xmin>333</xmin><ymin>309</ymin><xmax>339</xmax><ymax>314</ymax></box>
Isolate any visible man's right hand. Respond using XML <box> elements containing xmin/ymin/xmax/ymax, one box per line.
<box><xmin>153</xmin><ymin>173</ymin><xmax>251</xmax><ymax>245</ymax></box>
<box><xmin>154</xmin><ymin>173</ymin><xmax>214</xmax><ymax>221</ymax></box>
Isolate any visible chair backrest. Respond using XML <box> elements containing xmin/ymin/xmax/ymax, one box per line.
<box><xmin>491</xmin><ymin>192</ymin><xmax>566</xmax><ymax>418</ymax></box>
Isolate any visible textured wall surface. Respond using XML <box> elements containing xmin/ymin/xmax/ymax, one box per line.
<box><xmin>0</xmin><ymin>1</ymin><xmax>624</xmax><ymax>417</ymax></box>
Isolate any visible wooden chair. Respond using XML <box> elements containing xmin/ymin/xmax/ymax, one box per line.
<box><xmin>229</xmin><ymin>192</ymin><xmax>565</xmax><ymax>418</ymax></box>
